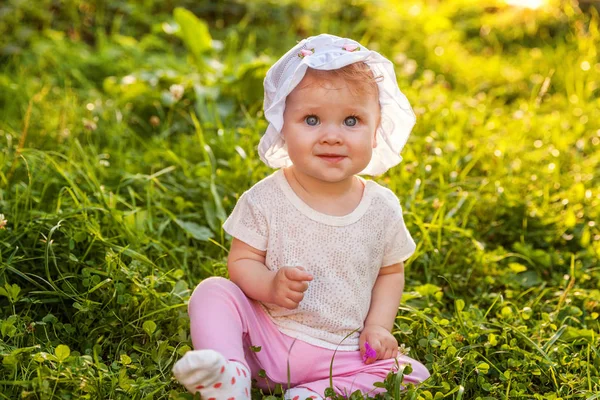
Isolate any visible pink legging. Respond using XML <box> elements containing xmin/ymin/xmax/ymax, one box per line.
<box><xmin>189</xmin><ymin>277</ymin><xmax>430</xmax><ymax>397</ymax></box>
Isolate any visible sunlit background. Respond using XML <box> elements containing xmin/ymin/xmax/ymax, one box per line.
<box><xmin>505</xmin><ymin>0</ymin><xmax>546</xmax><ymax>8</ymax></box>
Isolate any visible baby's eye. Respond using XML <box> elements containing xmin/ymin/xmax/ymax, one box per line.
<box><xmin>344</xmin><ymin>116</ymin><xmax>358</xmax><ymax>127</ymax></box>
<box><xmin>305</xmin><ymin>115</ymin><xmax>320</xmax><ymax>126</ymax></box>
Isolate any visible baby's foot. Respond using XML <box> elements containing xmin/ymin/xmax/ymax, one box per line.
<box><xmin>172</xmin><ymin>349</ymin><xmax>250</xmax><ymax>400</ymax></box>
<box><xmin>284</xmin><ymin>387</ymin><xmax>323</xmax><ymax>400</ymax></box>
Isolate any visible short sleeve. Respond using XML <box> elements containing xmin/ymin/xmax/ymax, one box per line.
<box><xmin>382</xmin><ymin>212</ymin><xmax>416</xmax><ymax>266</ymax></box>
<box><xmin>223</xmin><ymin>192</ymin><xmax>269</xmax><ymax>251</ymax></box>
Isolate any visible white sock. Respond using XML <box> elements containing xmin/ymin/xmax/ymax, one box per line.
<box><xmin>172</xmin><ymin>349</ymin><xmax>251</xmax><ymax>400</ymax></box>
<box><xmin>284</xmin><ymin>387</ymin><xmax>323</xmax><ymax>400</ymax></box>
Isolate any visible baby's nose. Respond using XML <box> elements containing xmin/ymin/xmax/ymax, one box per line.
<box><xmin>319</xmin><ymin>126</ymin><xmax>343</xmax><ymax>144</ymax></box>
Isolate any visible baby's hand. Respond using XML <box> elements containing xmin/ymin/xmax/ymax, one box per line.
<box><xmin>269</xmin><ymin>267</ymin><xmax>313</xmax><ymax>309</ymax></box>
<box><xmin>359</xmin><ymin>325</ymin><xmax>399</xmax><ymax>364</ymax></box>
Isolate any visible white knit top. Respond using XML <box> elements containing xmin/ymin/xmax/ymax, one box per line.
<box><xmin>223</xmin><ymin>169</ymin><xmax>416</xmax><ymax>350</ymax></box>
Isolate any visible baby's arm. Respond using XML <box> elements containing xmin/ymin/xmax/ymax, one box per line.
<box><xmin>360</xmin><ymin>262</ymin><xmax>405</xmax><ymax>363</ymax></box>
<box><xmin>228</xmin><ymin>238</ymin><xmax>313</xmax><ymax>309</ymax></box>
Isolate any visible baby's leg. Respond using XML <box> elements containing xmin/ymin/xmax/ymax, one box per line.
<box><xmin>173</xmin><ymin>277</ymin><xmax>255</xmax><ymax>397</ymax></box>
<box><xmin>187</xmin><ymin>277</ymin><xmax>251</xmax><ymax>363</ymax></box>
<box><xmin>173</xmin><ymin>277</ymin><xmax>297</xmax><ymax>396</ymax></box>
<box><xmin>291</xmin><ymin>350</ymin><xmax>430</xmax><ymax>397</ymax></box>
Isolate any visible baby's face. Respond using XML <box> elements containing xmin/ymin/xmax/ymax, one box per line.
<box><xmin>282</xmin><ymin>69</ymin><xmax>381</xmax><ymax>184</ymax></box>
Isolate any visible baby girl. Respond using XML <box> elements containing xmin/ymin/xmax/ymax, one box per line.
<box><xmin>173</xmin><ymin>33</ymin><xmax>430</xmax><ymax>399</ymax></box>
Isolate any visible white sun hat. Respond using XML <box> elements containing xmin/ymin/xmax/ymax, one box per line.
<box><xmin>258</xmin><ymin>33</ymin><xmax>416</xmax><ymax>176</ymax></box>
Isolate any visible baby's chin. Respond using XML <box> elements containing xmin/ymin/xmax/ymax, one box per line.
<box><xmin>299</xmin><ymin>165</ymin><xmax>370</xmax><ymax>183</ymax></box>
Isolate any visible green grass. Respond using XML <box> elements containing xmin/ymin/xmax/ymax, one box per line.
<box><xmin>0</xmin><ymin>0</ymin><xmax>599</xmax><ymax>398</ymax></box>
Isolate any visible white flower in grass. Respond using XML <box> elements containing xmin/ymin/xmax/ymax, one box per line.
<box><xmin>169</xmin><ymin>84</ymin><xmax>185</xmax><ymax>101</ymax></box>
<box><xmin>0</xmin><ymin>214</ymin><xmax>6</xmax><ymax>229</ymax></box>
<box><xmin>83</xmin><ymin>118</ymin><xmax>97</xmax><ymax>131</ymax></box>
<box><xmin>122</xmin><ymin>75</ymin><xmax>136</xmax><ymax>85</ymax></box>
<box><xmin>398</xmin><ymin>343</ymin><xmax>411</xmax><ymax>356</ymax></box>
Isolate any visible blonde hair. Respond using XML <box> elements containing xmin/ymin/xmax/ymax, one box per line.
<box><xmin>307</xmin><ymin>62</ymin><xmax>381</xmax><ymax>96</ymax></box>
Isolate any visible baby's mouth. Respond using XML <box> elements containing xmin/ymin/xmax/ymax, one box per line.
<box><xmin>317</xmin><ymin>154</ymin><xmax>346</xmax><ymax>163</ymax></box>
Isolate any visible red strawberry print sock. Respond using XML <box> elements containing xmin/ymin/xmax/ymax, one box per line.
<box><xmin>172</xmin><ymin>349</ymin><xmax>250</xmax><ymax>400</ymax></box>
